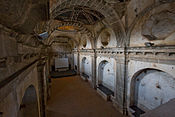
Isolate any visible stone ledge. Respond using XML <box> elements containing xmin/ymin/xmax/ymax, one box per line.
<box><xmin>97</xmin><ymin>88</ymin><xmax>110</xmax><ymax>101</ymax></box>
<box><xmin>96</xmin><ymin>85</ymin><xmax>114</xmax><ymax>101</ymax></box>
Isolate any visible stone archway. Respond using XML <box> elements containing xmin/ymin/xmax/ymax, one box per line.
<box><xmin>98</xmin><ymin>60</ymin><xmax>115</xmax><ymax>92</ymax></box>
<box><xmin>130</xmin><ymin>69</ymin><xmax>175</xmax><ymax>112</ymax></box>
<box><xmin>81</xmin><ymin>57</ymin><xmax>90</xmax><ymax>80</ymax></box>
<box><xmin>17</xmin><ymin>85</ymin><xmax>39</xmax><ymax>117</ymax></box>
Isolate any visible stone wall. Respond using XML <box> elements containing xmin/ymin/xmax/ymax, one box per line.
<box><xmin>0</xmin><ymin>63</ymin><xmax>40</xmax><ymax>117</ymax></box>
<box><xmin>1</xmin><ymin>0</ymin><xmax>175</xmax><ymax>116</ymax></box>
<box><xmin>75</xmin><ymin>1</ymin><xmax>175</xmax><ymax>115</ymax></box>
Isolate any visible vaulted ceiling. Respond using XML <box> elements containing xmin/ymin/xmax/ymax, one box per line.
<box><xmin>0</xmin><ymin>0</ymin><xmax>129</xmax><ymax>48</ymax></box>
<box><xmin>46</xmin><ymin>0</ymin><xmax>128</xmax><ymax>47</ymax></box>
<box><xmin>54</xmin><ymin>6</ymin><xmax>105</xmax><ymax>25</ymax></box>
<box><xmin>0</xmin><ymin>0</ymin><xmax>49</xmax><ymax>34</ymax></box>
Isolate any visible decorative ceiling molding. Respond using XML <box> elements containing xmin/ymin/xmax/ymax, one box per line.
<box><xmin>52</xmin><ymin>6</ymin><xmax>105</xmax><ymax>25</ymax></box>
<box><xmin>50</xmin><ymin>0</ymin><xmax>121</xmax><ymax>23</ymax></box>
<box><xmin>50</xmin><ymin>0</ymin><xmax>127</xmax><ymax>47</ymax></box>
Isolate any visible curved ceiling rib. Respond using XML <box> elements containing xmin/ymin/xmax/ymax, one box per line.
<box><xmin>50</xmin><ymin>0</ymin><xmax>127</xmax><ymax>47</ymax></box>
<box><xmin>42</xmin><ymin>21</ymin><xmax>94</xmax><ymax>46</ymax></box>
<box><xmin>51</xmin><ymin>6</ymin><xmax>105</xmax><ymax>25</ymax></box>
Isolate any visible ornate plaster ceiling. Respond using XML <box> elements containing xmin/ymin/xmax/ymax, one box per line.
<box><xmin>54</xmin><ymin>6</ymin><xmax>105</xmax><ymax>25</ymax></box>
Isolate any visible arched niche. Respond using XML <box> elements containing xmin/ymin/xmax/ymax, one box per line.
<box><xmin>82</xmin><ymin>38</ymin><xmax>87</xmax><ymax>48</ymax></box>
<box><xmin>81</xmin><ymin>57</ymin><xmax>90</xmax><ymax>80</ymax></box>
<box><xmin>96</xmin><ymin>28</ymin><xmax>117</xmax><ymax>48</ymax></box>
<box><xmin>17</xmin><ymin>85</ymin><xmax>39</xmax><ymax>117</ymax></box>
<box><xmin>80</xmin><ymin>34</ymin><xmax>92</xmax><ymax>49</ymax></box>
<box><xmin>74</xmin><ymin>54</ymin><xmax>78</xmax><ymax>72</ymax></box>
<box><xmin>129</xmin><ymin>2</ymin><xmax>175</xmax><ymax>47</ymax></box>
<box><xmin>81</xmin><ymin>57</ymin><xmax>87</xmax><ymax>74</ymax></box>
<box><xmin>130</xmin><ymin>68</ymin><xmax>175</xmax><ymax>112</ymax></box>
<box><xmin>98</xmin><ymin>60</ymin><xmax>115</xmax><ymax>92</ymax></box>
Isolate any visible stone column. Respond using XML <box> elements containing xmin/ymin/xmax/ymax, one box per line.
<box><xmin>77</xmin><ymin>50</ymin><xmax>80</xmax><ymax>75</ymax></box>
<box><xmin>37</xmin><ymin>59</ymin><xmax>47</xmax><ymax>117</ymax></box>
<box><xmin>91</xmin><ymin>49</ymin><xmax>97</xmax><ymax>89</ymax></box>
<box><xmin>114</xmin><ymin>52</ymin><xmax>128</xmax><ymax>115</ymax></box>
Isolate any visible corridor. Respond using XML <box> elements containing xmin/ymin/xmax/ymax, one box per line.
<box><xmin>47</xmin><ymin>76</ymin><xmax>124</xmax><ymax>117</ymax></box>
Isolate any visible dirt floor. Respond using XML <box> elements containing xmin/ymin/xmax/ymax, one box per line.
<box><xmin>46</xmin><ymin>76</ymin><xmax>125</xmax><ymax>117</ymax></box>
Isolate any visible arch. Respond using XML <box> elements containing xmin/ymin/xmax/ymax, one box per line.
<box><xmin>80</xmin><ymin>34</ymin><xmax>93</xmax><ymax>49</ymax></box>
<box><xmin>130</xmin><ymin>68</ymin><xmax>175</xmax><ymax>112</ymax></box>
<box><xmin>49</xmin><ymin>36</ymin><xmax>77</xmax><ymax>48</ymax></box>
<box><xmin>45</xmin><ymin>24</ymin><xmax>95</xmax><ymax>49</ymax></box>
<box><xmin>47</xmin><ymin>32</ymin><xmax>79</xmax><ymax>47</ymax></box>
<box><xmin>81</xmin><ymin>57</ymin><xmax>87</xmax><ymax>73</ymax></box>
<box><xmin>96</xmin><ymin>28</ymin><xmax>117</xmax><ymax>48</ymax></box>
<box><xmin>97</xmin><ymin>60</ymin><xmax>115</xmax><ymax>92</ymax></box>
<box><xmin>55</xmin><ymin>22</ymin><xmax>94</xmax><ymax>49</ymax></box>
<box><xmin>44</xmin><ymin>20</ymin><xmax>95</xmax><ymax>48</ymax></box>
<box><xmin>98</xmin><ymin>60</ymin><xmax>108</xmax><ymax>85</ymax></box>
<box><xmin>127</xmin><ymin>1</ymin><xmax>175</xmax><ymax>46</ymax></box>
<box><xmin>81</xmin><ymin>57</ymin><xmax>90</xmax><ymax>80</ymax></box>
<box><xmin>50</xmin><ymin>0</ymin><xmax>126</xmax><ymax>47</ymax></box>
<box><xmin>17</xmin><ymin>85</ymin><xmax>39</xmax><ymax>117</ymax></box>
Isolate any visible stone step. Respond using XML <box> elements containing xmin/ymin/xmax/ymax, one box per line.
<box><xmin>97</xmin><ymin>84</ymin><xmax>114</xmax><ymax>101</ymax></box>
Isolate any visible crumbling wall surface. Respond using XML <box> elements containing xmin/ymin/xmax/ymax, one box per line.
<box><xmin>135</xmin><ymin>70</ymin><xmax>175</xmax><ymax>110</ymax></box>
<box><xmin>0</xmin><ymin>27</ymin><xmax>41</xmax><ymax>83</ymax></box>
<box><xmin>0</xmin><ymin>30</ymin><xmax>17</xmax><ymax>58</ymax></box>
<box><xmin>127</xmin><ymin>60</ymin><xmax>175</xmax><ymax>111</ymax></box>
<box><xmin>127</xmin><ymin>0</ymin><xmax>175</xmax><ymax>47</ymax></box>
<box><xmin>0</xmin><ymin>0</ymin><xmax>48</xmax><ymax>34</ymax></box>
